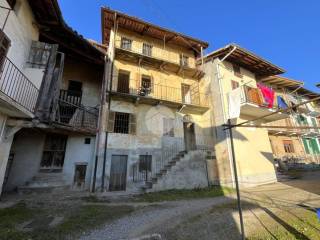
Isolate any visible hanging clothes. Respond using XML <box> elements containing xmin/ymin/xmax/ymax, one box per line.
<box><xmin>228</xmin><ymin>88</ymin><xmax>242</xmax><ymax>119</ymax></box>
<box><xmin>257</xmin><ymin>83</ymin><xmax>275</xmax><ymax>108</ymax></box>
<box><xmin>277</xmin><ymin>96</ymin><xmax>288</xmax><ymax>109</ymax></box>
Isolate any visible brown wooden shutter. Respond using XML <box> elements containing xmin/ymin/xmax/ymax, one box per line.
<box><xmin>107</xmin><ymin>111</ymin><xmax>115</xmax><ymax>133</ymax></box>
<box><xmin>129</xmin><ymin>114</ymin><xmax>137</xmax><ymax>135</ymax></box>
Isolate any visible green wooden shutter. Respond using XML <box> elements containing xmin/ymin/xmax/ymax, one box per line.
<box><xmin>310</xmin><ymin>138</ymin><xmax>320</xmax><ymax>154</ymax></box>
<box><xmin>302</xmin><ymin>138</ymin><xmax>310</xmax><ymax>154</ymax></box>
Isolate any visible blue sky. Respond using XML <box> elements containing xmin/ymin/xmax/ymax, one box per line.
<box><xmin>58</xmin><ymin>0</ymin><xmax>320</xmax><ymax>92</ymax></box>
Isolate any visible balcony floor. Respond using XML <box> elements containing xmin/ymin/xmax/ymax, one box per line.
<box><xmin>241</xmin><ymin>103</ymin><xmax>289</xmax><ymax>123</ymax></box>
<box><xmin>0</xmin><ymin>92</ymin><xmax>34</xmax><ymax>118</ymax></box>
<box><xmin>110</xmin><ymin>91</ymin><xmax>209</xmax><ymax>114</ymax></box>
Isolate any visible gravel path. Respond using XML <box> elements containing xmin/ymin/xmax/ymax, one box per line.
<box><xmin>79</xmin><ymin>196</ymin><xmax>236</xmax><ymax>240</ymax></box>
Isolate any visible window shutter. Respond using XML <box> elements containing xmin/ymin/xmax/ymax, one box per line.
<box><xmin>129</xmin><ymin>114</ymin><xmax>137</xmax><ymax>135</ymax></box>
<box><xmin>302</xmin><ymin>138</ymin><xmax>310</xmax><ymax>154</ymax></box>
<box><xmin>107</xmin><ymin>111</ymin><xmax>115</xmax><ymax>133</ymax></box>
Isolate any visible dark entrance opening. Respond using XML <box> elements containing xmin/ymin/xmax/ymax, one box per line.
<box><xmin>109</xmin><ymin>155</ymin><xmax>128</xmax><ymax>191</ymax></box>
<box><xmin>183</xmin><ymin>122</ymin><xmax>196</xmax><ymax>151</ymax></box>
<box><xmin>117</xmin><ymin>71</ymin><xmax>130</xmax><ymax>94</ymax></box>
<box><xmin>73</xmin><ymin>164</ymin><xmax>87</xmax><ymax>189</ymax></box>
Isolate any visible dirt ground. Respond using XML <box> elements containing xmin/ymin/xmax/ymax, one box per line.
<box><xmin>1</xmin><ymin>170</ymin><xmax>320</xmax><ymax>240</ymax></box>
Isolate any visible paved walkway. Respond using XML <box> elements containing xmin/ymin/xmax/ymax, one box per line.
<box><xmin>79</xmin><ymin>171</ymin><xmax>320</xmax><ymax>240</ymax></box>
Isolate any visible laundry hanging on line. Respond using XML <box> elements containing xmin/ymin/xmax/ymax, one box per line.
<box><xmin>228</xmin><ymin>88</ymin><xmax>242</xmax><ymax>119</ymax></box>
<box><xmin>277</xmin><ymin>96</ymin><xmax>288</xmax><ymax>109</ymax></box>
<box><xmin>257</xmin><ymin>83</ymin><xmax>275</xmax><ymax>108</ymax></box>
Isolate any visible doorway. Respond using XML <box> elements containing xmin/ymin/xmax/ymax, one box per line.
<box><xmin>183</xmin><ymin>122</ymin><xmax>196</xmax><ymax>151</ymax></box>
<box><xmin>117</xmin><ymin>71</ymin><xmax>130</xmax><ymax>94</ymax></box>
<box><xmin>181</xmin><ymin>84</ymin><xmax>191</xmax><ymax>104</ymax></box>
<box><xmin>73</xmin><ymin>164</ymin><xmax>87</xmax><ymax>189</ymax></box>
<box><xmin>109</xmin><ymin>155</ymin><xmax>128</xmax><ymax>191</ymax></box>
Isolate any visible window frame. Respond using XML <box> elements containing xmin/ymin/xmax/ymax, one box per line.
<box><xmin>142</xmin><ymin>43</ymin><xmax>152</xmax><ymax>56</ymax></box>
<box><xmin>232</xmin><ymin>64</ymin><xmax>243</xmax><ymax>78</ymax></box>
<box><xmin>179</xmin><ymin>54</ymin><xmax>189</xmax><ymax>67</ymax></box>
<box><xmin>283</xmin><ymin>140</ymin><xmax>295</xmax><ymax>153</ymax></box>
<box><xmin>120</xmin><ymin>37</ymin><xmax>132</xmax><ymax>51</ymax></box>
<box><xmin>114</xmin><ymin>112</ymin><xmax>130</xmax><ymax>134</ymax></box>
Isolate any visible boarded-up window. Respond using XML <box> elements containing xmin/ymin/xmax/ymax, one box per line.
<box><xmin>283</xmin><ymin>140</ymin><xmax>294</xmax><ymax>153</ymax></box>
<box><xmin>142</xmin><ymin>43</ymin><xmax>152</xmax><ymax>56</ymax></box>
<box><xmin>0</xmin><ymin>29</ymin><xmax>10</xmax><ymax>68</ymax></box>
<box><xmin>231</xmin><ymin>80</ymin><xmax>239</xmax><ymax>90</ymax></box>
<box><xmin>163</xmin><ymin>118</ymin><xmax>174</xmax><ymax>137</ymax></box>
<box><xmin>139</xmin><ymin>155</ymin><xmax>152</xmax><ymax>172</ymax></box>
<box><xmin>27</xmin><ymin>41</ymin><xmax>52</xmax><ymax>68</ymax></box>
<box><xmin>232</xmin><ymin>64</ymin><xmax>243</xmax><ymax>78</ymax></box>
<box><xmin>120</xmin><ymin>37</ymin><xmax>132</xmax><ymax>50</ymax></box>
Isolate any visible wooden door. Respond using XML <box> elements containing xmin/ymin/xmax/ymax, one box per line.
<box><xmin>109</xmin><ymin>155</ymin><xmax>128</xmax><ymax>191</ymax></box>
<box><xmin>183</xmin><ymin>122</ymin><xmax>196</xmax><ymax>151</ymax></box>
<box><xmin>117</xmin><ymin>72</ymin><xmax>130</xmax><ymax>94</ymax></box>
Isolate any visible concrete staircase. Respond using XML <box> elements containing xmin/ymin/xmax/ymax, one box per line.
<box><xmin>18</xmin><ymin>172</ymin><xmax>68</xmax><ymax>193</ymax></box>
<box><xmin>142</xmin><ymin>150</ymin><xmax>214</xmax><ymax>192</ymax></box>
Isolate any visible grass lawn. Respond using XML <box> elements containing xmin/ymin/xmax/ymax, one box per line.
<box><xmin>134</xmin><ymin>186</ymin><xmax>235</xmax><ymax>202</ymax></box>
<box><xmin>0</xmin><ymin>201</ymin><xmax>134</xmax><ymax>240</ymax></box>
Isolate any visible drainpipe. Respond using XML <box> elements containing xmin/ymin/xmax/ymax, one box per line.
<box><xmin>216</xmin><ymin>45</ymin><xmax>237</xmax><ymax>187</ymax></box>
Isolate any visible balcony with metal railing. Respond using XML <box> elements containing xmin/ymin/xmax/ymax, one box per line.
<box><xmin>50</xmin><ymin>90</ymin><xmax>98</xmax><ymax>134</ymax></box>
<box><xmin>0</xmin><ymin>56</ymin><xmax>39</xmax><ymax>117</ymax></box>
<box><xmin>238</xmin><ymin>85</ymin><xmax>290</xmax><ymax>122</ymax></box>
<box><xmin>110</xmin><ymin>76</ymin><xmax>209</xmax><ymax>113</ymax></box>
<box><xmin>114</xmin><ymin>36</ymin><xmax>204</xmax><ymax>80</ymax></box>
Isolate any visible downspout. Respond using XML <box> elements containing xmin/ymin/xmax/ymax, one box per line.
<box><xmin>216</xmin><ymin>45</ymin><xmax>237</xmax><ymax>187</ymax></box>
<box><xmin>101</xmin><ymin>12</ymin><xmax>117</xmax><ymax>191</ymax></box>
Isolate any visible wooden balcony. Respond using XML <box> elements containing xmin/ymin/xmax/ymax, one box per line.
<box><xmin>110</xmin><ymin>77</ymin><xmax>209</xmax><ymax>114</ymax></box>
<box><xmin>239</xmin><ymin>85</ymin><xmax>290</xmax><ymax>123</ymax></box>
<box><xmin>114</xmin><ymin>39</ymin><xmax>204</xmax><ymax>80</ymax></box>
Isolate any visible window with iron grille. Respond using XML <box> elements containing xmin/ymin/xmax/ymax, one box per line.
<box><xmin>27</xmin><ymin>41</ymin><xmax>52</xmax><ymax>68</ymax></box>
<box><xmin>139</xmin><ymin>155</ymin><xmax>152</xmax><ymax>172</ymax></box>
<box><xmin>0</xmin><ymin>29</ymin><xmax>10</xmax><ymax>68</ymax></box>
<box><xmin>179</xmin><ymin>54</ymin><xmax>189</xmax><ymax>67</ymax></box>
<box><xmin>142</xmin><ymin>43</ymin><xmax>152</xmax><ymax>56</ymax></box>
<box><xmin>283</xmin><ymin>140</ymin><xmax>295</xmax><ymax>153</ymax></box>
<box><xmin>120</xmin><ymin>37</ymin><xmax>132</xmax><ymax>50</ymax></box>
<box><xmin>232</xmin><ymin>64</ymin><xmax>243</xmax><ymax>78</ymax></box>
<box><xmin>114</xmin><ymin>112</ymin><xmax>130</xmax><ymax>134</ymax></box>
<box><xmin>163</xmin><ymin>118</ymin><xmax>174</xmax><ymax>137</ymax></box>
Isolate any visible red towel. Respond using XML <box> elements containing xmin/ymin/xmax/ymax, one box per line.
<box><xmin>257</xmin><ymin>83</ymin><xmax>275</xmax><ymax>108</ymax></box>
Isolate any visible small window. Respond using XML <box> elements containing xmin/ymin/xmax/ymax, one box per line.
<box><xmin>283</xmin><ymin>140</ymin><xmax>294</xmax><ymax>153</ymax></box>
<box><xmin>231</xmin><ymin>80</ymin><xmax>239</xmax><ymax>90</ymax></box>
<box><xmin>68</xmin><ymin>80</ymin><xmax>83</xmax><ymax>97</ymax></box>
<box><xmin>179</xmin><ymin>54</ymin><xmax>189</xmax><ymax>67</ymax></box>
<box><xmin>232</xmin><ymin>64</ymin><xmax>242</xmax><ymax>78</ymax></box>
<box><xmin>163</xmin><ymin>118</ymin><xmax>174</xmax><ymax>137</ymax></box>
<box><xmin>139</xmin><ymin>155</ymin><xmax>152</xmax><ymax>172</ymax></box>
<box><xmin>27</xmin><ymin>41</ymin><xmax>52</xmax><ymax>68</ymax></box>
<box><xmin>114</xmin><ymin>112</ymin><xmax>130</xmax><ymax>134</ymax></box>
<box><xmin>142</xmin><ymin>43</ymin><xmax>152</xmax><ymax>56</ymax></box>
<box><xmin>84</xmin><ymin>138</ymin><xmax>91</xmax><ymax>144</ymax></box>
<box><xmin>120</xmin><ymin>37</ymin><xmax>132</xmax><ymax>50</ymax></box>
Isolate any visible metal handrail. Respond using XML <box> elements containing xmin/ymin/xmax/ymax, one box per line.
<box><xmin>0</xmin><ymin>56</ymin><xmax>39</xmax><ymax>113</ymax></box>
<box><xmin>111</xmin><ymin>76</ymin><xmax>209</xmax><ymax>107</ymax></box>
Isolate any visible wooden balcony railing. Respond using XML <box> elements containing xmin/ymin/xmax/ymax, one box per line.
<box><xmin>0</xmin><ymin>57</ymin><xmax>39</xmax><ymax>112</ymax></box>
<box><xmin>111</xmin><ymin>77</ymin><xmax>209</xmax><ymax>107</ymax></box>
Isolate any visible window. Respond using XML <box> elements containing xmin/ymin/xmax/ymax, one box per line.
<box><xmin>84</xmin><ymin>138</ymin><xmax>91</xmax><ymax>144</ymax></box>
<box><xmin>117</xmin><ymin>71</ymin><xmax>130</xmax><ymax>93</ymax></box>
<box><xmin>27</xmin><ymin>41</ymin><xmax>52</xmax><ymax>68</ymax></box>
<box><xmin>142</xmin><ymin>43</ymin><xmax>152</xmax><ymax>56</ymax></box>
<box><xmin>114</xmin><ymin>112</ymin><xmax>130</xmax><ymax>134</ymax></box>
<box><xmin>232</xmin><ymin>64</ymin><xmax>242</xmax><ymax>78</ymax></box>
<box><xmin>120</xmin><ymin>37</ymin><xmax>132</xmax><ymax>50</ymax></box>
<box><xmin>231</xmin><ymin>80</ymin><xmax>239</xmax><ymax>90</ymax></box>
<box><xmin>163</xmin><ymin>118</ymin><xmax>174</xmax><ymax>137</ymax></box>
<box><xmin>296</xmin><ymin>114</ymin><xmax>308</xmax><ymax>126</ymax></box>
<box><xmin>40</xmin><ymin>134</ymin><xmax>67</xmax><ymax>171</ymax></box>
<box><xmin>283</xmin><ymin>140</ymin><xmax>294</xmax><ymax>153</ymax></box>
<box><xmin>140</xmin><ymin>75</ymin><xmax>152</xmax><ymax>96</ymax></box>
<box><xmin>139</xmin><ymin>155</ymin><xmax>152</xmax><ymax>172</ymax></box>
<box><xmin>180</xmin><ymin>54</ymin><xmax>189</xmax><ymax>67</ymax></box>
<box><xmin>0</xmin><ymin>29</ymin><xmax>10</xmax><ymax>67</ymax></box>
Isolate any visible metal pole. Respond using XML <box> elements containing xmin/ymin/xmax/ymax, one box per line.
<box><xmin>227</xmin><ymin>119</ymin><xmax>245</xmax><ymax>240</ymax></box>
